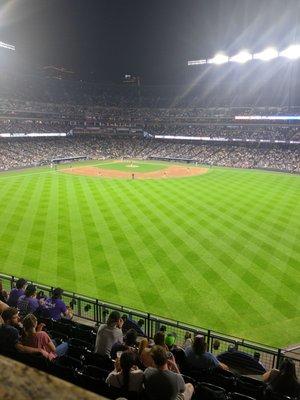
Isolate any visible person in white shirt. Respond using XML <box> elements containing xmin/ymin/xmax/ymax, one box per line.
<box><xmin>106</xmin><ymin>350</ymin><xmax>144</xmax><ymax>393</ymax></box>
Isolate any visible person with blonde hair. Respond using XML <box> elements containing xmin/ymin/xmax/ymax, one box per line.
<box><xmin>22</xmin><ymin>314</ymin><xmax>68</xmax><ymax>360</ymax></box>
<box><xmin>138</xmin><ymin>338</ymin><xmax>154</xmax><ymax>368</ymax></box>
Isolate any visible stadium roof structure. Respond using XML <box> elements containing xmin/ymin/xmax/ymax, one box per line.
<box><xmin>188</xmin><ymin>44</ymin><xmax>300</xmax><ymax>66</ymax></box>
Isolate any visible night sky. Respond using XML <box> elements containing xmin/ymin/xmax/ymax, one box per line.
<box><xmin>0</xmin><ymin>0</ymin><xmax>299</xmax><ymax>84</ymax></box>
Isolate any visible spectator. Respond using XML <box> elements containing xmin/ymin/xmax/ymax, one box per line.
<box><xmin>17</xmin><ymin>284</ymin><xmax>40</xmax><ymax>319</ymax></box>
<box><xmin>144</xmin><ymin>345</ymin><xmax>194</xmax><ymax>400</ymax></box>
<box><xmin>7</xmin><ymin>278</ymin><xmax>27</xmax><ymax>307</ymax></box>
<box><xmin>185</xmin><ymin>334</ymin><xmax>228</xmax><ymax>371</ymax></box>
<box><xmin>263</xmin><ymin>358</ymin><xmax>300</xmax><ymax>398</ymax></box>
<box><xmin>95</xmin><ymin>310</ymin><xmax>123</xmax><ymax>356</ymax></box>
<box><xmin>0</xmin><ymin>307</ymin><xmax>47</xmax><ymax>357</ymax></box>
<box><xmin>138</xmin><ymin>337</ymin><xmax>154</xmax><ymax>369</ymax></box>
<box><xmin>110</xmin><ymin>328</ymin><xmax>138</xmax><ymax>359</ymax></box>
<box><xmin>106</xmin><ymin>350</ymin><xmax>144</xmax><ymax>393</ymax></box>
<box><xmin>183</xmin><ymin>332</ymin><xmax>193</xmax><ymax>349</ymax></box>
<box><xmin>22</xmin><ymin>314</ymin><xmax>68</xmax><ymax>360</ymax></box>
<box><xmin>0</xmin><ymin>280</ymin><xmax>8</xmax><ymax>303</ymax></box>
<box><xmin>41</xmin><ymin>287</ymin><xmax>71</xmax><ymax>321</ymax></box>
<box><xmin>121</xmin><ymin>314</ymin><xmax>144</xmax><ymax>336</ymax></box>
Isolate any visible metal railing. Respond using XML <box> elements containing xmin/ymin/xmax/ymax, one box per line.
<box><xmin>1</xmin><ymin>272</ymin><xmax>299</xmax><ymax>377</ymax></box>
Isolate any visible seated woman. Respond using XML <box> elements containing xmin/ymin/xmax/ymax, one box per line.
<box><xmin>22</xmin><ymin>314</ymin><xmax>68</xmax><ymax>360</ymax></box>
<box><xmin>41</xmin><ymin>288</ymin><xmax>72</xmax><ymax>321</ymax></box>
<box><xmin>184</xmin><ymin>334</ymin><xmax>228</xmax><ymax>371</ymax></box>
<box><xmin>263</xmin><ymin>358</ymin><xmax>300</xmax><ymax>398</ymax></box>
<box><xmin>106</xmin><ymin>350</ymin><xmax>144</xmax><ymax>393</ymax></box>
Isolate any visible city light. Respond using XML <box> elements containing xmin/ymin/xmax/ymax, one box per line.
<box><xmin>207</xmin><ymin>53</ymin><xmax>229</xmax><ymax>65</ymax></box>
<box><xmin>229</xmin><ymin>51</ymin><xmax>252</xmax><ymax>63</ymax></box>
<box><xmin>0</xmin><ymin>41</ymin><xmax>15</xmax><ymax>51</ymax></box>
<box><xmin>253</xmin><ymin>47</ymin><xmax>278</xmax><ymax>61</ymax></box>
<box><xmin>280</xmin><ymin>45</ymin><xmax>300</xmax><ymax>59</ymax></box>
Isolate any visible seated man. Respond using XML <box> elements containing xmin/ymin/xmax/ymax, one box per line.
<box><xmin>144</xmin><ymin>345</ymin><xmax>194</xmax><ymax>400</ymax></box>
<box><xmin>185</xmin><ymin>334</ymin><xmax>228</xmax><ymax>371</ymax></box>
<box><xmin>17</xmin><ymin>284</ymin><xmax>40</xmax><ymax>320</ymax></box>
<box><xmin>40</xmin><ymin>288</ymin><xmax>71</xmax><ymax>321</ymax></box>
<box><xmin>7</xmin><ymin>278</ymin><xmax>27</xmax><ymax>308</ymax></box>
<box><xmin>95</xmin><ymin>310</ymin><xmax>123</xmax><ymax>357</ymax></box>
<box><xmin>0</xmin><ymin>307</ymin><xmax>47</xmax><ymax>357</ymax></box>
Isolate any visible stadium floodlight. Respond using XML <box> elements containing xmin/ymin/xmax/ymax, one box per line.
<box><xmin>207</xmin><ymin>53</ymin><xmax>229</xmax><ymax>65</ymax></box>
<box><xmin>253</xmin><ymin>47</ymin><xmax>278</xmax><ymax>61</ymax></box>
<box><xmin>229</xmin><ymin>51</ymin><xmax>252</xmax><ymax>63</ymax></box>
<box><xmin>0</xmin><ymin>41</ymin><xmax>15</xmax><ymax>51</ymax></box>
<box><xmin>280</xmin><ymin>45</ymin><xmax>300</xmax><ymax>59</ymax></box>
<box><xmin>188</xmin><ymin>59</ymin><xmax>207</xmax><ymax>65</ymax></box>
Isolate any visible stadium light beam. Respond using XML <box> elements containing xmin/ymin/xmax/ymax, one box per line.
<box><xmin>0</xmin><ymin>41</ymin><xmax>15</xmax><ymax>51</ymax></box>
<box><xmin>207</xmin><ymin>53</ymin><xmax>229</xmax><ymax>65</ymax></box>
<box><xmin>229</xmin><ymin>51</ymin><xmax>252</xmax><ymax>63</ymax></box>
<box><xmin>280</xmin><ymin>45</ymin><xmax>300</xmax><ymax>59</ymax></box>
<box><xmin>253</xmin><ymin>47</ymin><xmax>278</xmax><ymax>61</ymax></box>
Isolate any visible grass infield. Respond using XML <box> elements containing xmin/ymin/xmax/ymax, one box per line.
<box><xmin>0</xmin><ymin>160</ymin><xmax>299</xmax><ymax>347</ymax></box>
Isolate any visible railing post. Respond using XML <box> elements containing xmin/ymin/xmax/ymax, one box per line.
<box><xmin>207</xmin><ymin>329</ymin><xmax>211</xmax><ymax>349</ymax></box>
<box><xmin>77</xmin><ymin>296</ymin><xmax>81</xmax><ymax>318</ymax></box>
<box><xmin>276</xmin><ymin>348</ymin><xmax>282</xmax><ymax>369</ymax></box>
<box><xmin>95</xmin><ymin>299</ymin><xmax>99</xmax><ymax>324</ymax></box>
<box><xmin>147</xmin><ymin>313</ymin><xmax>151</xmax><ymax>339</ymax></box>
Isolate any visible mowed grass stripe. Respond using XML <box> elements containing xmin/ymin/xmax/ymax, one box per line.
<box><xmin>38</xmin><ymin>176</ymin><xmax>59</xmax><ymax>285</ymax></box>
<box><xmin>3</xmin><ymin>176</ymin><xmax>45</xmax><ymax>277</ymax></box>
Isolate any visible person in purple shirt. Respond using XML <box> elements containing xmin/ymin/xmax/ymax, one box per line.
<box><xmin>7</xmin><ymin>278</ymin><xmax>27</xmax><ymax>307</ymax></box>
<box><xmin>17</xmin><ymin>284</ymin><xmax>40</xmax><ymax>320</ymax></box>
<box><xmin>41</xmin><ymin>288</ymin><xmax>70</xmax><ymax>321</ymax></box>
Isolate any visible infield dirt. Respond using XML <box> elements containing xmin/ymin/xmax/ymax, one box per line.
<box><xmin>61</xmin><ymin>165</ymin><xmax>208</xmax><ymax>179</ymax></box>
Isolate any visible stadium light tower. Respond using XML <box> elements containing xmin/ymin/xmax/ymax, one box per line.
<box><xmin>188</xmin><ymin>43</ymin><xmax>300</xmax><ymax>66</ymax></box>
<box><xmin>253</xmin><ymin>47</ymin><xmax>278</xmax><ymax>61</ymax></box>
<box><xmin>207</xmin><ymin>53</ymin><xmax>229</xmax><ymax>65</ymax></box>
<box><xmin>229</xmin><ymin>51</ymin><xmax>252</xmax><ymax>63</ymax></box>
<box><xmin>0</xmin><ymin>41</ymin><xmax>15</xmax><ymax>51</ymax></box>
<box><xmin>280</xmin><ymin>45</ymin><xmax>300</xmax><ymax>59</ymax></box>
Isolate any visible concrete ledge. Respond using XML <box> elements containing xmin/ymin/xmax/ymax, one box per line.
<box><xmin>0</xmin><ymin>355</ymin><xmax>108</xmax><ymax>400</ymax></box>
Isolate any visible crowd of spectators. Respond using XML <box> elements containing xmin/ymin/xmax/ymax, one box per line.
<box><xmin>0</xmin><ymin>279</ymin><xmax>299</xmax><ymax>399</ymax></box>
<box><xmin>0</xmin><ymin>69</ymin><xmax>299</xmax><ymax>173</ymax></box>
<box><xmin>0</xmin><ymin>136</ymin><xmax>298</xmax><ymax>173</ymax></box>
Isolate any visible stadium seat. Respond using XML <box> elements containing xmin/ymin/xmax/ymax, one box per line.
<box><xmin>230</xmin><ymin>392</ymin><xmax>257</xmax><ymax>400</ymax></box>
<box><xmin>69</xmin><ymin>337</ymin><xmax>94</xmax><ymax>351</ymax></box>
<box><xmin>196</xmin><ymin>382</ymin><xmax>227</xmax><ymax>400</ymax></box>
<box><xmin>209</xmin><ymin>368</ymin><xmax>237</xmax><ymax>392</ymax></box>
<box><xmin>76</xmin><ymin>365</ymin><xmax>110</xmax><ymax>395</ymax></box>
<box><xmin>70</xmin><ymin>326</ymin><xmax>96</xmax><ymax>343</ymax></box>
<box><xmin>235</xmin><ymin>376</ymin><xmax>266</xmax><ymax>399</ymax></box>
<box><xmin>82</xmin><ymin>350</ymin><xmax>115</xmax><ymax>370</ymax></box>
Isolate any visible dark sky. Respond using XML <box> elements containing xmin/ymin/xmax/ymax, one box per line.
<box><xmin>0</xmin><ymin>0</ymin><xmax>300</xmax><ymax>84</ymax></box>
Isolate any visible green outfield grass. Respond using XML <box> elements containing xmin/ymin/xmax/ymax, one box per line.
<box><xmin>0</xmin><ymin>160</ymin><xmax>299</xmax><ymax>347</ymax></box>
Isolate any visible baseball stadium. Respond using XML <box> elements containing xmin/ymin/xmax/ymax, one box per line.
<box><xmin>0</xmin><ymin>1</ymin><xmax>299</xmax><ymax>399</ymax></box>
